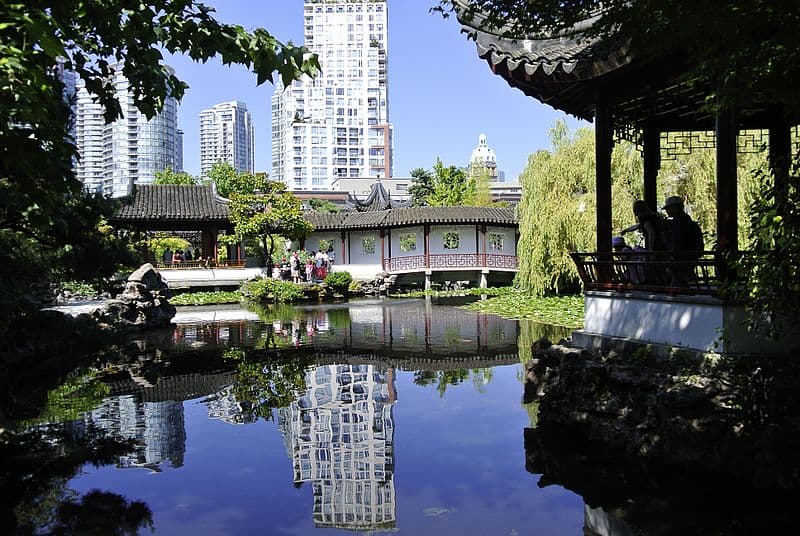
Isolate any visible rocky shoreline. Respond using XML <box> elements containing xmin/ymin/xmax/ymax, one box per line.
<box><xmin>524</xmin><ymin>339</ymin><xmax>800</xmax><ymax>491</ymax></box>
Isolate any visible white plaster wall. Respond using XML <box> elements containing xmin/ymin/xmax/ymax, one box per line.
<box><xmin>584</xmin><ymin>292</ymin><xmax>724</xmax><ymax>352</ymax></box>
<box><xmin>429</xmin><ymin>225</ymin><xmax>478</xmax><ymax>255</ymax></box>
<box><xmin>305</xmin><ymin>232</ymin><xmax>341</xmax><ymax>256</ymax></box>
<box><xmin>583</xmin><ymin>291</ymin><xmax>790</xmax><ymax>353</ymax></box>
<box><xmin>389</xmin><ymin>226</ymin><xmax>423</xmax><ymax>257</ymax></box>
<box><xmin>486</xmin><ymin>226</ymin><xmax>516</xmax><ymax>256</ymax></box>
<box><xmin>347</xmin><ymin>230</ymin><xmax>382</xmax><ymax>265</ymax></box>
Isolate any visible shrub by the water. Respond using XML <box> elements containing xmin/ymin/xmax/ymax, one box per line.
<box><xmin>240</xmin><ymin>278</ymin><xmax>305</xmax><ymax>303</ymax></box>
<box><xmin>324</xmin><ymin>271</ymin><xmax>353</xmax><ymax>293</ymax></box>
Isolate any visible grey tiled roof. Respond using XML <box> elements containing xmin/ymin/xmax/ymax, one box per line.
<box><xmin>385</xmin><ymin>206</ymin><xmax>517</xmax><ymax>226</ymax></box>
<box><xmin>306</xmin><ymin>206</ymin><xmax>517</xmax><ymax>231</ymax></box>
<box><xmin>112</xmin><ymin>184</ymin><xmax>230</xmax><ymax>222</ymax></box>
<box><xmin>457</xmin><ymin>7</ymin><xmax>630</xmax><ymax>120</ymax></box>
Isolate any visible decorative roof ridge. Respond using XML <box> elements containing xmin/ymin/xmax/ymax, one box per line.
<box><xmin>354</xmin><ymin>181</ymin><xmax>412</xmax><ymax>211</ymax></box>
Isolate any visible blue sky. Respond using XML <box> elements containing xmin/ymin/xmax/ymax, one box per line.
<box><xmin>165</xmin><ymin>0</ymin><xmax>585</xmax><ymax>181</ymax></box>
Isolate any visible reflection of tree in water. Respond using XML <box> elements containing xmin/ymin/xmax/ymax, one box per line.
<box><xmin>413</xmin><ymin>368</ymin><xmax>494</xmax><ymax>397</ymax></box>
<box><xmin>3</xmin><ymin>427</ymin><xmax>152</xmax><ymax>535</ymax></box>
<box><xmin>221</xmin><ymin>343</ymin><xmax>315</xmax><ymax>422</ymax></box>
<box><xmin>517</xmin><ymin>320</ymin><xmax>571</xmax><ymax>365</ymax></box>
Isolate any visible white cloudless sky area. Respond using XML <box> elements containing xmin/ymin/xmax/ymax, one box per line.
<box><xmin>165</xmin><ymin>0</ymin><xmax>586</xmax><ymax>180</ymax></box>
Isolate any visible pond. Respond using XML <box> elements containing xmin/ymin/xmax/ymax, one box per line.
<box><xmin>2</xmin><ymin>298</ymin><xmax>795</xmax><ymax>535</ymax></box>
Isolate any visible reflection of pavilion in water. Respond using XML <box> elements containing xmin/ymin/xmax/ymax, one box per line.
<box><xmin>83</xmin><ymin>395</ymin><xmax>186</xmax><ymax>471</ymax></box>
<box><xmin>278</xmin><ymin>364</ymin><xmax>397</xmax><ymax>530</ymax></box>
<box><xmin>347</xmin><ymin>299</ymin><xmax>519</xmax><ymax>356</ymax></box>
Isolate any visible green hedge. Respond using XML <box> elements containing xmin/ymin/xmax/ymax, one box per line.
<box><xmin>324</xmin><ymin>271</ymin><xmax>352</xmax><ymax>293</ymax></box>
<box><xmin>240</xmin><ymin>278</ymin><xmax>305</xmax><ymax>303</ymax></box>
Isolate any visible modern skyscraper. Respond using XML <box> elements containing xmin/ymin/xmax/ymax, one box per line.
<box><xmin>271</xmin><ymin>0</ymin><xmax>393</xmax><ymax>189</ymax></box>
<box><xmin>199</xmin><ymin>101</ymin><xmax>254</xmax><ymax>176</ymax></box>
<box><xmin>74</xmin><ymin>62</ymin><xmax>179</xmax><ymax>197</ymax></box>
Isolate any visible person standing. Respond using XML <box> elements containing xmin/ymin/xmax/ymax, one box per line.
<box><xmin>305</xmin><ymin>257</ymin><xmax>314</xmax><ymax>283</ymax></box>
<box><xmin>663</xmin><ymin>196</ymin><xmax>703</xmax><ymax>286</ymax></box>
<box><xmin>289</xmin><ymin>251</ymin><xmax>301</xmax><ymax>283</ymax></box>
<box><xmin>162</xmin><ymin>248</ymin><xmax>173</xmax><ymax>265</ymax></box>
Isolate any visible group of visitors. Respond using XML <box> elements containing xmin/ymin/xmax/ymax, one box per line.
<box><xmin>613</xmin><ymin>196</ymin><xmax>704</xmax><ymax>286</ymax></box>
<box><xmin>281</xmin><ymin>246</ymin><xmax>337</xmax><ymax>284</ymax></box>
<box><xmin>162</xmin><ymin>248</ymin><xmax>194</xmax><ymax>264</ymax></box>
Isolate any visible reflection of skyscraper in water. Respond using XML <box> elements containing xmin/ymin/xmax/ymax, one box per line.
<box><xmin>278</xmin><ymin>364</ymin><xmax>397</xmax><ymax>530</ymax></box>
<box><xmin>86</xmin><ymin>395</ymin><xmax>186</xmax><ymax>470</ymax></box>
<box><xmin>205</xmin><ymin>385</ymin><xmax>257</xmax><ymax>425</ymax></box>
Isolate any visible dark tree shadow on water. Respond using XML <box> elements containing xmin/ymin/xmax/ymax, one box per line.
<box><xmin>0</xmin><ymin>426</ymin><xmax>152</xmax><ymax>535</ymax></box>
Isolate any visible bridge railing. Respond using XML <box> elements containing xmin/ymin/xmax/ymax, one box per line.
<box><xmin>157</xmin><ymin>260</ymin><xmax>247</xmax><ymax>270</ymax></box>
<box><xmin>570</xmin><ymin>251</ymin><xmax>721</xmax><ymax>296</ymax></box>
<box><xmin>383</xmin><ymin>254</ymin><xmax>518</xmax><ymax>272</ymax></box>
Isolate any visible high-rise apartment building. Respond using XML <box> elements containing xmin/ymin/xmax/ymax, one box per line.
<box><xmin>74</xmin><ymin>63</ymin><xmax>179</xmax><ymax>197</ymax></box>
<box><xmin>199</xmin><ymin>101</ymin><xmax>254</xmax><ymax>176</ymax></box>
<box><xmin>271</xmin><ymin>0</ymin><xmax>393</xmax><ymax>189</ymax></box>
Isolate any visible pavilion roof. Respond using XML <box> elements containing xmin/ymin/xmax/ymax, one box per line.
<box><xmin>111</xmin><ymin>184</ymin><xmax>231</xmax><ymax>223</ymax></box>
<box><xmin>305</xmin><ymin>206</ymin><xmax>517</xmax><ymax>231</ymax></box>
<box><xmin>353</xmin><ymin>182</ymin><xmax>413</xmax><ymax>211</ymax></box>
<box><xmin>455</xmin><ymin>5</ymin><xmax>789</xmax><ymax>130</ymax></box>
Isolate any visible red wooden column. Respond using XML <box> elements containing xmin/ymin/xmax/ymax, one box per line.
<box><xmin>424</xmin><ymin>224</ymin><xmax>430</xmax><ymax>267</ymax></box>
<box><xmin>380</xmin><ymin>230</ymin><xmax>385</xmax><ymax>269</ymax></box>
<box><xmin>595</xmin><ymin>102</ymin><xmax>614</xmax><ymax>257</ymax></box>
<box><xmin>340</xmin><ymin>230</ymin><xmax>347</xmax><ymax>264</ymax></box>
<box><xmin>202</xmin><ymin>226</ymin><xmax>216</xmax><ymax>260</ymax></box>
<box><xmin>643</xmin><ymin>126</ymin><xmax>661</xmax><ymax>213</ymax></box>
<box><xmin>716</xmin><ymin>108</ymin><xmax>739</xmax><ymax>254</ymax></box>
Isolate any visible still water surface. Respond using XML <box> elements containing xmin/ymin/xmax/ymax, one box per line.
<box><xmin>13</xmin><ymin>298</ymin><xmax>587</xmax><ymax>535</ymax></box>
<box><xmin>12</xmin><ymin>298</ymin><xmax>790</xmax><ymax>535</ymax></box>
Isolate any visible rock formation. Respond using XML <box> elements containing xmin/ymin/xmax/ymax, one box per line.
<box><xmin>524</xmin><ymin>339</ymin><xmax>800</xmax><ymax>490</ymax></box>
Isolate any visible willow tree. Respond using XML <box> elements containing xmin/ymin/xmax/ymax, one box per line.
<box><xmin>515</xmin><ymin>120</ymin><xmax>765</xmax><ymax>295</ymax></box>
<box><xmin>515</xmin><ymin>122</ymin><xmax>642</xmax><ymax>295</ymax></box>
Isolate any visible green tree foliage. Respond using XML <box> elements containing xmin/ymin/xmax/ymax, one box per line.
<box><xmin>440</xmin><ymin>1</ymin><xmax>800</xmax><ymax>115</ymax></box>
<box><xmin>408</xmin><ymin>167</ymin><xmax>434</xmax><ymax>206</ymax></box>
<box><xmin>728</xmin><ymin>164</ymin><xmax>800</xmax><ymax>338</ymax></box>
<box><xmin>206</xmin><ymin>161</ymin><xmax>265</xmax><ymax>197</ymax></box>
<box><xmin>225</xmin><ymin>177</ymin><xmax>312</xmax><ymax>269</ymax></box>
<box><xmin>153</xmin><ymin>168</ymin><xmax>196</xmax><ymax>185</ymax></box>
<box><xmin>427</xmin><ymin>159</ymin><xmax>477</xmax><ymax>206</ymax></box>
<box><xmin>0</xmin><ymin>1</ymin><xmax>319</xmax><ymax>334</ymax></box>
<box><xmin>308</xmin><ymin>198</ymin><xmax>341</xmax><ymax>214</ymax></box>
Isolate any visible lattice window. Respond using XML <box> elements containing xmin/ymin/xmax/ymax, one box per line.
<box><xmin>442</xmin><ymin>231</ymin><xmax>459</xmax><ymax>250</ymax></box>
<box><xmin>660</xmin><ymin>131</ymin><xmax>716</xmax><ymax>161</ymax></box>
<box><xmin>399</xmin><ymin>233</ymin><xmax>416</xmax><ymax>252</ymax></box>
<box><xmin>487</xmin><ymin>233</ymin><xmax>504</xmax><ymax>252</ymax></box>
<box><xmin>361</xmin><ymin>236</ymin><xmax>376</xmax><ymax>254</ymax></box>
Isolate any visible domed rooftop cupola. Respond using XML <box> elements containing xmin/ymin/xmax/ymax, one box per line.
<box><xmin>470</xmin><ymin>133</ymin><xmax>497</xmax><ymax>165</ymax></box>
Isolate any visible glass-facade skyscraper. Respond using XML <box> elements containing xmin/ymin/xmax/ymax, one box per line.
<box><xmin>74</xmin><ymin>62</ymin><xmax>179</xmax><ymax>198</ymax></box>
<box><xmin>271</xmin><ymin>0</ymin><xmax>393</xmax><ymax>189</ymax></box>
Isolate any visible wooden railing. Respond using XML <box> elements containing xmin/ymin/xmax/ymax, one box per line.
<box><xmin>156</xmin><ymin>260</ymin><xmax>247</xmax><ymax>270</ymax></box>
<box><xmin>383</xmin><ymin>254</ymin><xmax>518</xmax><ymax>272</ymax></box>
<box><xmin>570</xmin><ymin>251</ymin><xmax>721</xmax><ymax>295</ymax></box>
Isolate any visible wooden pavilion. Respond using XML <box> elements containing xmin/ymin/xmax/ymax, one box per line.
<box><xmin>457</xmin><ymin>6</ymin><xmax>798</xmax><ymax>352</ymax></box>
<box><xmin>110</xmin><ymin>184</ymin><xmax>243</xmax><ymax>267</ymax></box>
